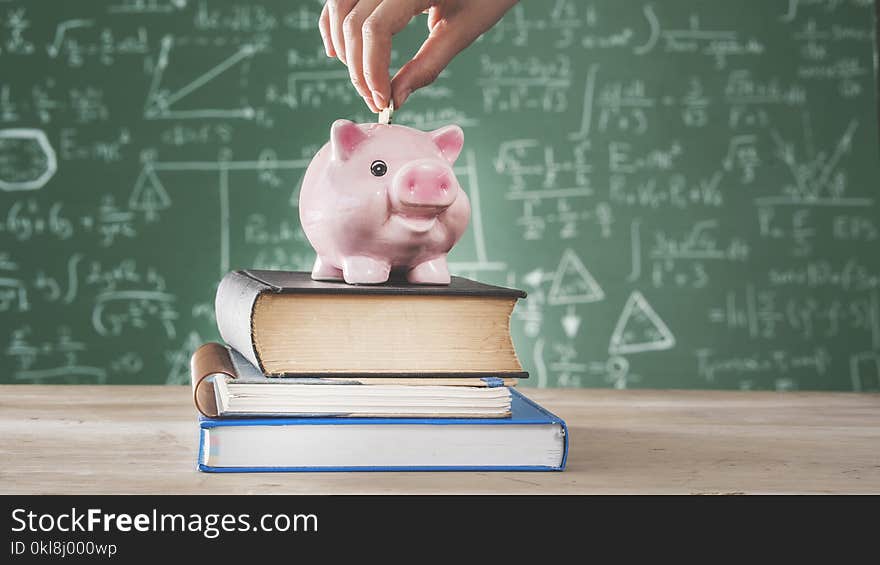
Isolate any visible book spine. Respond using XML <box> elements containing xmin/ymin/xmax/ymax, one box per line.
<box><xmin>191</xmin><ymin>342</ymin><xmax>239</xmax><ymax>417</ymax></box>
<box><xmin>215</xmin><ymin>270</ymin><xmax>270</xmax><ymax>371</ymax></box>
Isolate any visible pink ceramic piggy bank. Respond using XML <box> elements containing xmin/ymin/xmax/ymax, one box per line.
<box><xmin>298</xmin><ymin>119</ymin><xmax>470</xmax><ymax>285</ymax></box>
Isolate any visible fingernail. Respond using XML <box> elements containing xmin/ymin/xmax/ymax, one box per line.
<box><xmin>372</xmin><ymin>91</ymin><xmax>387</xmax><ymax>110</ymax></box>
<box><xmin>362</xmin><ymin>96</ymin><xmax>378</xmax><ymax>113</ymax></box>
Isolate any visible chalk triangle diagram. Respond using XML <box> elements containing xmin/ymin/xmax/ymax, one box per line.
<box><xmin>608</xmin><ymin>291</ymin><xmax>675</xmax><ymax>355</ymax></box>
<box><xmin>547</xmin><ymin>248</ymin><xmax>605</xmax><ymax>305</ymax></box>
<box><xmin>129</xmin><ymin>165</ymin><xmax>171</xmax><ymax>221</ymax></box>
<box><xmin>145</xmin><ymin>35</ymin><xmax>258</xmax><ymax>119</ymax></box>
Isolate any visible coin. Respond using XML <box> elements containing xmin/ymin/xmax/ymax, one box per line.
<box><xmin>378</xmin><ymin>99</ymin><xmax>394</xmax><ymax>125</ymax></box>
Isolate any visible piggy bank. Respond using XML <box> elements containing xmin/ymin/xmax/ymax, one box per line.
<box><xmin>298</xmin><ymin>119</ymin><xmax>470</xmax><ymax>285</ymax></box>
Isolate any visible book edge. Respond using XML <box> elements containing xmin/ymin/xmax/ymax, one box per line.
<box><xmin>198</xmin><ymin>392</ymin><xmax>556</xmax><ymax>427</ymax></box>
<box><xmin>508</xmin><ymin>388</ymin><xmax>569</xmax><ymax>470</ymax></box>
<box><xmin>242</xmin><ymin>269</ymin><xmax>527</xmax><ymax>299</ymax></box>
<box><xmin>215</xmin><ymin>270</ymin><xmax>271</xmax><ymax>371</ymax></box>
<box><xmin>197</xmin><ymin>463</ymin><xmax>563</xmax><ymax>473</ymax></box>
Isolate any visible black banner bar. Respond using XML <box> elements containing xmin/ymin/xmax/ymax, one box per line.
<box><xmin>1</xmin><ymin>495</ymin><xmax>876</xmax><ymax>560</ymax></box>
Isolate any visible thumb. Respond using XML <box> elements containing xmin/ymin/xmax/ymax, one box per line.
<box><xmin>390</xmin><ymin>21</ymin><xmax>465</xmax><ymax>108</ymax></box>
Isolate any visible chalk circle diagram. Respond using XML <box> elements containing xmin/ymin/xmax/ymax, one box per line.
<box><xmin>608</xmin><ymin>291</ymin><xmax>676</xmax><ymax>355</ymax></box>
<box><xmin>0</xmin><ymin>129</ymin><xmax>58</xmax><ymax>191</ymax></box>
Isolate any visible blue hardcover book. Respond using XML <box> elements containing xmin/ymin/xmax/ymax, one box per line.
<box><xmin>197</xmin><ymin>388</ymin><xmax>568</xmax><ymax>472</ymax></box>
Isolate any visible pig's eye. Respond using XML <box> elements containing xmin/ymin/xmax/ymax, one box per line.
<box><xmin>370</xmin><ymin>160</ymin><xmax>387</xmax><ymax>177</ymax></box>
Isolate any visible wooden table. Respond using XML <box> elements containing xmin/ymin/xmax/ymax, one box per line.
<box><xmin>1</xmin><ymin>386</ymin><xmax>878</xmax><ymax>494</ymax></box>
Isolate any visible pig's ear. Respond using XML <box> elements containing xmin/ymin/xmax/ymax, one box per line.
<box><xmin>430</xmin><ymin>125</ymin><xmax>464</xmax><ymax>164</ymax></box>
<box><xmin>330</xmin><ymin>119</ymin><xmax>368</xmax><ymax>161</ymax></box>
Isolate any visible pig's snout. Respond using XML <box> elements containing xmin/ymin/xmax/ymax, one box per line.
<box><xmin>391</xmin><ymin>160</ymin><xmax>458</xmax><ymax>212</ymax></box>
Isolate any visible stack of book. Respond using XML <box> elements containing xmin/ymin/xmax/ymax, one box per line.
<box><xmin>190</xmin><ymin>270</ymin><xmax>568</xmax><ymax>472</ymax></box>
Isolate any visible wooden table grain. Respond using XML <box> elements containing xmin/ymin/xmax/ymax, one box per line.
<box><xmin>1</xmin><ymin>386</ymin><xmax>878</xmax><ymax>494</ymax></box>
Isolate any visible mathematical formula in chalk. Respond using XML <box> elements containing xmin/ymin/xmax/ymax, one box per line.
<box><xmin>0</xmin><ymin>0</ymin><xmax>878</xmax><ymax>391</ymax></box>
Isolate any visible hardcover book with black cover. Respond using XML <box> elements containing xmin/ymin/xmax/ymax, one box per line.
<box><xmin>215</xmin><ymin>270</ymin><xmax>528</xmax><ymax>378</ymax></box>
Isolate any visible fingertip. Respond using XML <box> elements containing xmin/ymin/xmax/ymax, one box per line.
<box><xmin>372</xmin><ymin>90</ymin><xmax>388</xmax><ymax>111</ymax></box>
<box><xmin>391</xmin><ymin>86</ymin><xmax>411</xmax><ymax>109</ymax></box>
<box><xmin>362</xmin><ymin>95</ymin><xmax>379</xmax><ymax>113</ymax></box>
<box><xmin>391</xmin><ymin>63</ymin><xmax>418</xmax><ymax>108</ymax></box>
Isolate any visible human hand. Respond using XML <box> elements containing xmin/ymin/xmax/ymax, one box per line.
<box><xmin>319</xmin><ymin>0</ymin><xmax>518</xmax><ymax>113</ymax></box>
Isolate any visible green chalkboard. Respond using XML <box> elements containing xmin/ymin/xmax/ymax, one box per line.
<box><xmin>2</xmin><ymin>0</ymin><xmax>879</xmax><ymax>390</ymax></box>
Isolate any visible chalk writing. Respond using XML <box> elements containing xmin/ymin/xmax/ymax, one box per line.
<box><xmin>0</xmin><ymin>0</ymin><xmax>876</xmax><ymax>390</ymax></box>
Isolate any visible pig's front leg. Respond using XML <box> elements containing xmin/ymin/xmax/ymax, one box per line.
<box><xmin>407</xmin><ymin>256</ymin><xmax>451</xmax><ymax>285</ymax></box>
<box><xmin>341</xmin><ymin>256</ymin><xmax>391</xmax><ymax>284</ymax></box>
<box><xmin>311</xmin><ymin>256</ymin><xmax>344</xmax><ymax>281</ymax></box>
